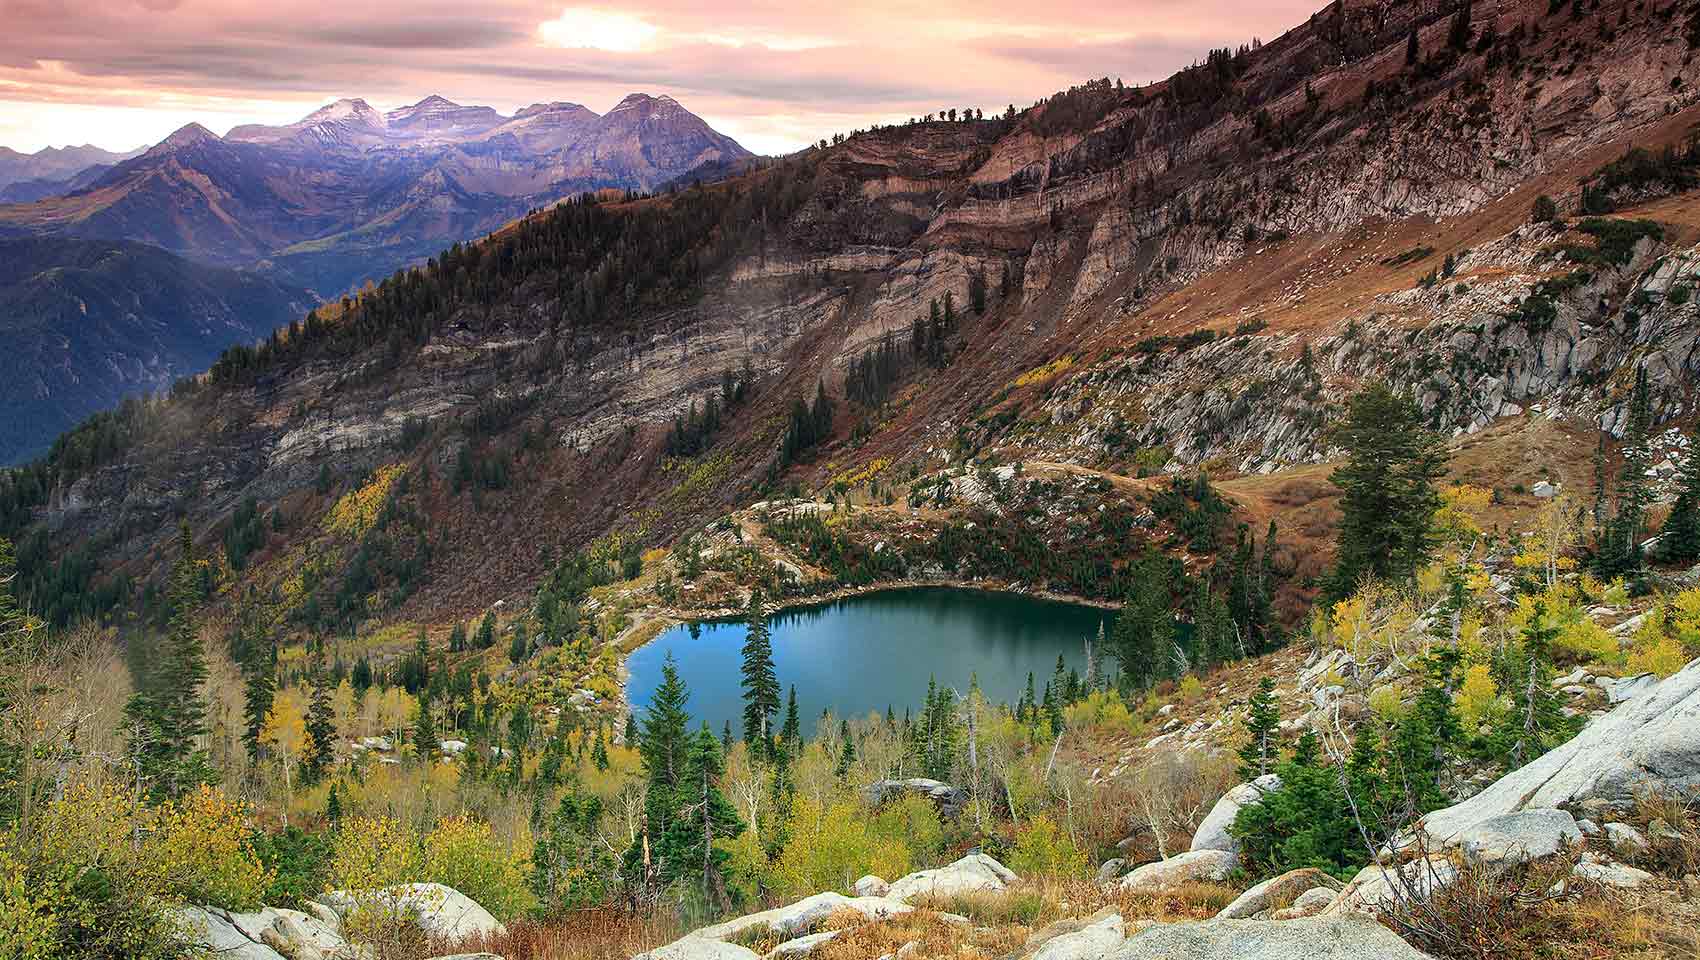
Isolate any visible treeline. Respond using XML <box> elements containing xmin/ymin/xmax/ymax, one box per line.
<box><xmin>1580</xmin><ymin>139</ymin><xmax>1700</xmax><ymax>215</ymax></box>
<box><xmin>665</xmin><ymin>366</ymin><xmax>755</xmax><ymax>458</ymax></box>
<box><xmin>778</xmin><ymin>383</ymin><xmax>835</xmax><ymax>469</ymax></box>
<box><xmin>5</xmin><ymin>157</ymin><xmax>823</xmax><ymax>524</ymax></box>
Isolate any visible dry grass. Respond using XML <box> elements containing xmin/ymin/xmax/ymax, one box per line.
<box><xmin>447</xmin><ymin>910</ymin><xmax>683</xmax><ymax>960</ymax></box>
<box><xmin>812</xmin><ymin>911</ymin><xmax>1015</xmax><ymax>960</ymax></box>
<box><xmin>1633</xmin><ymin>787</ymin><xmax>1700</xmax><ymax>877</ymax></box>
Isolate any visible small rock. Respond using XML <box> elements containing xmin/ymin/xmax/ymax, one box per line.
<box><xmin>1095</xmin><ymin>858</ymin><xmax>1128</xmax><ymax>883</ymax></box>
<box><xmin>1649</xmin><ymin>819</ymin><xmax>1684</xmax><ymax>845</ymax></box>
<box><xmin>1603</xmin><ymin>822</ymin><xmax>1649</xmax><ymax>859</ymax></box>
<box><xmin>1274</xmin><ymin>886</ymin><xmax>1340</xmax><ymax>920</ymax></box>
<box><xmin>853</xmin><ymin>875</ymin><xmax>890</xmax><ymax>898</ymax></box>
<box><xmin>1569</xmin><ymin>858</ymin><xmax>1655</xmax><ymax>890</ymax></box>
<box><xmin>765</xmin><ymin>930</ymin><xmax>842</xmax><ymax>959</ymax></box>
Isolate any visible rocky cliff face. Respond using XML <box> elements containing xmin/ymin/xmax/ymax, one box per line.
<box><xmin>13</xmin><ymin>0</ymin><xmax>1700</xmax><ymax>624</ymax></box>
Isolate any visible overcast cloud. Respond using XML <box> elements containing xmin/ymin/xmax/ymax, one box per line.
<box><xmin>1</xmin><ymin>0</ymin><xmax>1319</xmax><ymax>154</ymax></box>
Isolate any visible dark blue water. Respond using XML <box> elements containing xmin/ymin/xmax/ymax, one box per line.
<box><xmin>626</xmin><ymin>587</ymin><xmax>1109</xmax><ymax>739</ymax></box>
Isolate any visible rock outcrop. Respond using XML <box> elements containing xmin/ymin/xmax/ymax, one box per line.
<box><xmin>1190</xmin><ymin>774</ymin><xmax>1281</xmax><ymax>866</ymax></box>
<box><xmin>1421</xmin><ymin>658</ymin><xmax>1700</xmax><ymax>843</ymax></box>
<box><xmin>1215</xmin><ymin>867</ymin><xmax>1342</xmax><ymax>920</ymax></box>
<box><xmin>885</xmin><ymin>853</ymin><xmax>1016</xmax><ymax>903</ymax></box>
<box><xmin>319</xmin><ymin>883</ymin><xmax>507</xmax><ymax>942</ymax></box>
<box><xmin>1113</xmin><ymin>849</ymin><xmax>1236</xmax><ymax>893</ymax></box>
<box><xmin>864</xmin><ymin>778</ymin><xmax>967</xmax><ymax>818</ymax></box>
<box><xmin>1106</xmin><ymin>915</ymin><xmax>1435</xmax><ymax>959</ymax></box>
<box><xmin>179</xmin><ymin>884</ymin><xmax>504</xmax><ymax>960</ymax></box>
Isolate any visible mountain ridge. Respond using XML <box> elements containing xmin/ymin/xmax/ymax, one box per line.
<box><xmin>7</xmin><ymin>0</ymin><xmax>1700</xmax><ymax>633</ymax></box>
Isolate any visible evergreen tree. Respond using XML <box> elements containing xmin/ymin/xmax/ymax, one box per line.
<box><xmin>412</xmin><ymin>692</ymin><xmax>437</xmax><ymax>762</ymax></box>
<box><xmin>1490</xmin><ymin>604</ymin><xmax>1574</xmax><ymax>769</ymax></box>
<box><xmin>325</xmin><ymin>783</ymin><xmax>343</xmax><ymax>825</ymax></box>
<box><xmin>1599</xmin><ymin>368</ymin><xmax>1654</xmax><ymax>576</ymax></box>
<box><xmin>1405</xmin><ymin>26</ymin><xmax>1419</xmax><ymax>65</ymax></box>
<box><xmin>304</xmin><ymin>680</ymin><xmax>336</xmax><ymax>784</ymax></box>
<box><xmin>628</xmin><ymin>655</ymin><xmax>693</xmax><ymax>888</ymax></box>
<box><xmin>593</xmin><ymin>726</ymin><xmax>610</xmax><ymax>771</ymax></box>
<box><xmin>1190</xmin><ymin>577</ymin><xmax>1235</xmax><ymax>672</ymax></box>
<box><xmin>739</xmin><ymin>591</ymin><xmax>781</xmax><ymax>752</ymax></box>
<box><xmin>780</xmin><ymin>685</ymin><xmax>801</xmax><ymax>756</ymax></box>
<box><xmin>1238</xmin><ymin>677</ymin><xmax>1282</xmax><ymax>780</ymax></box>
<box><xmin>1663</xmin><ymin>440</ymin><xmax>1700</xmax><ymax>565</ymax></box>
<box><xmin>721</xmin><ymin>719</ymin><xmax>733</xmax><ymax>752</ymax></box>
<box><xmin>508</xmin><ymin>618</ymin><xmax>530</xmax><ymax>665</ymax></box>
<box><xmin>657</xmin><ymin>724</ymin><xmax>744</xmax><ymax>909</ymax></box>
<box><xmin>1447</xmin><ymin>1</ymin><xmax>1473</xmax><ymax>50</ymax></box>
<box><xmin>1327</xmin><ymin>385</ymin><xmax>1446</xmax><ymax>598</ymax></box>
<box><xmin>624</xmin><ymin>712</ymin><xmax>638</xmax><ymax>746</ymax></box>
<box><xmin>240</xmin><ymin>633</ymin><xmax>276</xmax><ymax>761</ymax></box>
<box><xmin>1111</xmin><ymin>552</ymin><xmax>1173</xmax><ymax>691</ymax></box>
<box><xmin>126</xmin><ymin>522</ymin><xmax>216</xmax><ymax>798</ymax></box>
<box><xmin>836</xmin><ymin>722</ymin><xmax>856</xmax><ymax>776</ymax></box>
<box><xmin>475</xmin><ymin>611</ymin><xmax>497</xmax><ymax>649</ymax></box>
<box><xmin>351</xmin><ymin>656</ymin><xmax>373</xmax><ymax>691</ymax></box>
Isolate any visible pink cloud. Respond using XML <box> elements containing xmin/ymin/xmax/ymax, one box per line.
<box><xmin>0</xmin><ymin>0</ymin><xmax>1321</xmax><ymax>154</ymax></box>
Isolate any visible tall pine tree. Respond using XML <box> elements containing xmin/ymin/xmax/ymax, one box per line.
<box><xmin>1327</xmin><ymin>385</ymin><xmax>1446</xmax><ymax>599</ymax></box>
<box><xmin>739</xmin><ymin>591</ymin><xmax>781</xmax><ymax>752</ymax></box>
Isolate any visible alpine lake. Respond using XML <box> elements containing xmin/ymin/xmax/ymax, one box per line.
<box><xmin>626</xmin><ymin>587</ymin><xmax>1110</xmax><ymax>739</ymax></box>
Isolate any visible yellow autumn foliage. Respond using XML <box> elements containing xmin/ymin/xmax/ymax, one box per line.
<box><xmin>1013</xmin><ymin>354</ymin><xmax>1075</xmax><ymax>388</ymax></box>
<box><xmin>324</xmin><ymin>463</ymin><xmax>405</xmax><ymax>537</ymax></box>
<box><xmin>1456</xmin><ymin>663</ymin><xmax>1500</xmax><ymax>729</ymax></box>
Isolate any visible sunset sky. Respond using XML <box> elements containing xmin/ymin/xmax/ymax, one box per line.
<box><xmin>4</xmin><ymin>0</ymin><xmax>1320</xmax><ymax>156</ymax></box>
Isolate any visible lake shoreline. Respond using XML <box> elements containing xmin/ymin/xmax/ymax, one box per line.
<box><xmin>614</xmin><ymin>577</ymin><xmax>1118</xmax><ymax>737</ymax></box>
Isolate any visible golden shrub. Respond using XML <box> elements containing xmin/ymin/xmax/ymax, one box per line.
<box><xmin>1455</xmin><ymin>663</ymin><xmax>1501</xmax><ymax>730</ymax></box>
<box><xmin>422</xmin><ymin>814</ymin><xmax>536</xmax><ymax>920</ymax></box>
<box><xmin>151</xmin><ymin>785</ymin><xmax>272</xmax><ymax>909</ymax></box>
<box><xmin>1008</xmin><ymin>814</ymin><xmax>1088</xmax><ymax>879</ymax></box>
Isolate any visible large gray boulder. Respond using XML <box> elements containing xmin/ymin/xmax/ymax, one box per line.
<box><xmin>1456</xmin><ymin>808</ymin><xmax>1581</xmax><ymax>865</ymax></box>
<box><xmin>634</xmin><ymin>940</ymin><xmax>761</xmax><ymax>960</ymax></box>
<box><xmin>1324</xmin><ymin>858</ymin><xmax>1458</xmax><ymax>917</ymax></box>
<box><xmin>765</xmin><ymin>930</ymin><xmax>844</xmax><ymax>959</ymax></box>
<box><xmin>177</xmin><ymin>904</ymin><xmax>352</xmax><ymax>960</ymax></box>
<box><xmin>1028</xmin><ymin>912</ymin><xmax>1127</xmax><ymax>960</ymax></box>
<box><xmin>1216</xmin><ymin>868</ymin><xmax>1343</xmax><ymax>920</ymax></box>
<box><xmin>886</xmin><ymin>853</ymin><xmax>1016</xmax><ymax>903</ymax></box>
<box><xmin>1105</xmin><ymin>915</ymin><xmax>1435</xmax><ymax>959</ymax></box>
<box><xmin>1190</xmin><ymin>775</ymin><xmax>1281</xmax><ymax>864</ymax></box>
<box><xmin>864</xmin><ymin>778</ymin><xmax>966</xmax><ymax>817</ymax></box>
<box><xmin>1270</xmin><ymin>886</ymin><xmax>1339</xmax><ymax>920</ymax></box>
<box><xmin>1114</xmin><ymin>849</ymin><xmax>1235</xmax><ymax>893</ymax></box>
<box><xmin>320</xmin><ymin>883</ymin><xmax>506</xmax><ymax>942</ymax></box>
<box><xmin>1595</xmin><ymin>673</ymin><xmax>1657</xmax><ymax>705</ymax></box>
<box><xmin>174</xmin><ymin>907</ymin><xmax>287</xmax><ymax>960</ymax></box>
<box><xmin>694</xmin><ymin>891</ymin><xmax>912</xmax><ymax>942</ymax></box>
<box><xmin>1421</xmin><ymin>658</ymin><xmax>1700</xmax><ymax>841</ymax></box>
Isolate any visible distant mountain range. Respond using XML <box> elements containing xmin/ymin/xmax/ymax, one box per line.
<box><xmin>0</xmin><ymin>93</ymin><xmax>752</xmax><ymax>465</ymax></box>
<box><xmin>0</xmin><ymin>93</ymin><xmax>753</xmax><ymax>296</ymax></box>
<box><xmin>0</xmin><ymin>144</ymin><xmax>145</xmax><ymax>204</ymax></box>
